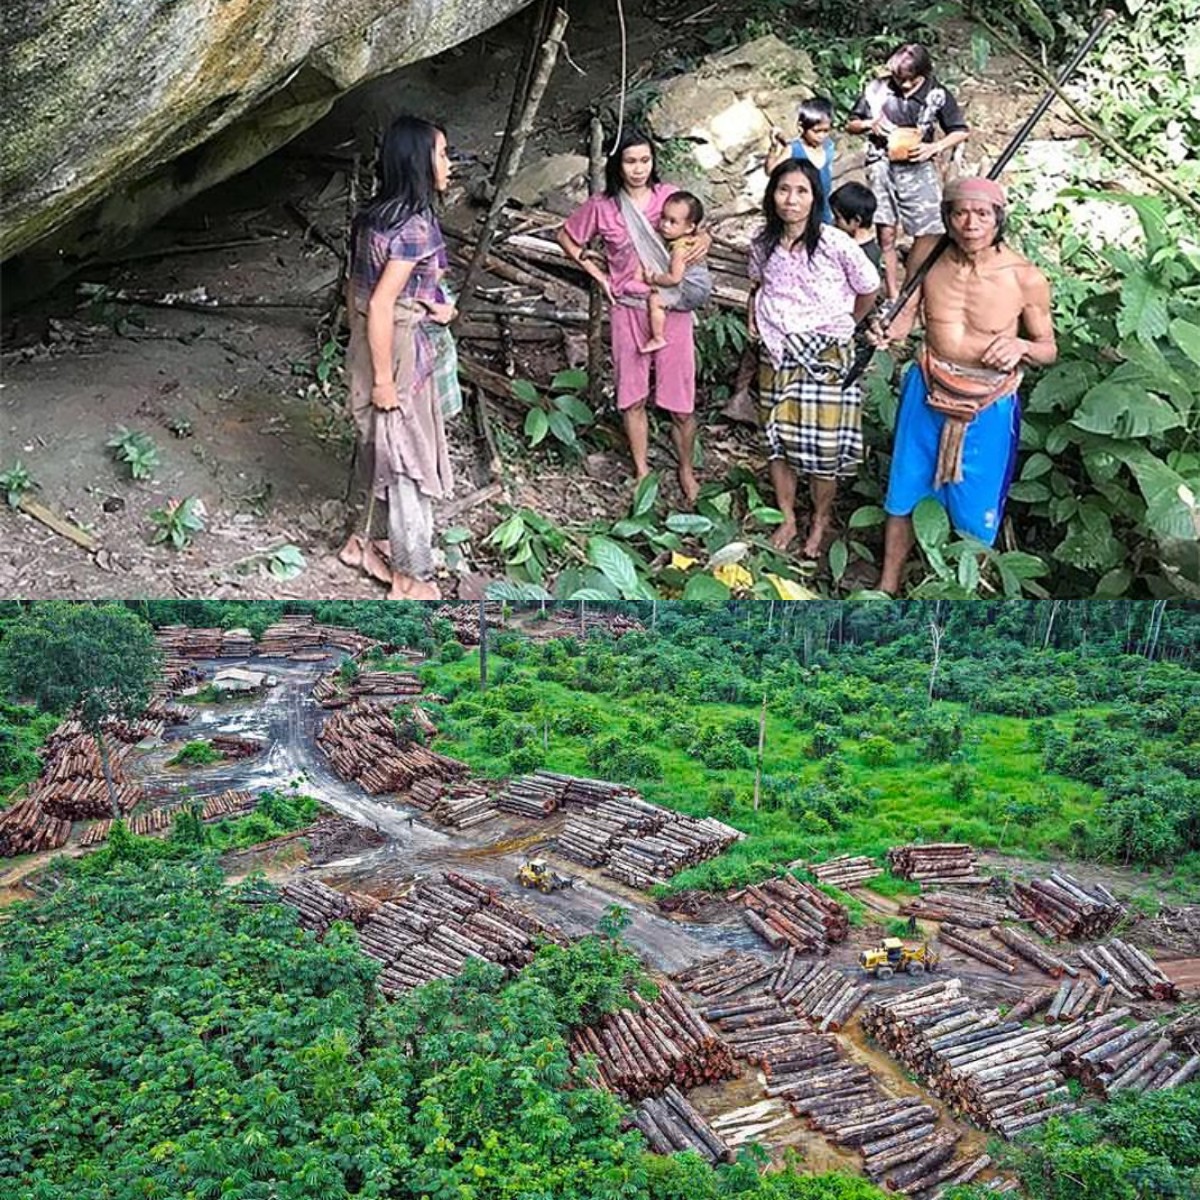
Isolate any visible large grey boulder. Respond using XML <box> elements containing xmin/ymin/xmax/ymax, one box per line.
<box><xmin>1</xmin><ymin>0</ymin><xmax>535</xmax><ymax>262</ymax></box>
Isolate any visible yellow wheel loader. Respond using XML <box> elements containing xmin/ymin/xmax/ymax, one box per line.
<box><xmin>859</xmin><ymin>937</ymin><xmax>939</xmax><ymax>980</ymax></box>
<box><xmin>516</xmin><ymin>858</ymin><xmax>574</xmax><ymax>894</ymax></box>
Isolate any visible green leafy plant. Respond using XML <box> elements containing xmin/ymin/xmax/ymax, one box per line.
<box><xmin>149</xmin><ymin>496</ymin><xmax>206</xmax><ymax>550</ymax></box>
<box><xmin>484</xmin><ymin>506</ymin><xmax>574</xmax><ymax>588</ymax></box>
<box><xmin>167</xmin><ymin>739</ymin><xmax>223</xmax><ymax>767</ymax></box>
<box><xmin>512</xmin><ymin>369</ymin><xmax>594</xmax><ymax>453</ymax></box>
<box><xmin>106</xmin><ymin>426</ymin><xmax>160</xmax><ymax>480</ymax></box>
<box><xmin>695</xmin><ymin>309</ymin><xmax>750</xmax><ymax>398</ymax></box>
<box><xmin>267</xmin><ymin>544</ymin><xmax>306</xmax><ymax>581</ymax></box>
<box><xmin>0</xmin><ymin>461</ymin><xmax>36</xmax><ymax>508</ymax></box>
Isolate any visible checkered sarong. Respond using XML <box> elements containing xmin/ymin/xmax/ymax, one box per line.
<box><xmin>757</xmin><ymin>332</ymin><xmax>861</xmax><ymax>478</ymax></box>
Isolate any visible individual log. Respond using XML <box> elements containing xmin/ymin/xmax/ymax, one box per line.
<box><xmin>939</xmin><ymin>926</ymin><xmax>1018</xmax><ymax>973</ymax></box>
<box><xmin>990</xmin><ymin>925</ymin><xmax>1077</xmax><ymax>977</ymax></box>
<box><xmin>809</xmin><ymin>854</ymin><xmax>883</xmax><ymax>888</ymax></box>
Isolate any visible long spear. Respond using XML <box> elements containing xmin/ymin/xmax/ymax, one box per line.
<box><xmin>844</xmin><ymin>9</ymin><xmax>1119</xmax><ymax>386</ymax></box>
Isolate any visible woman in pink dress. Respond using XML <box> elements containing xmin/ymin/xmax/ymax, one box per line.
<box><xmin>557</xmin><ymin>130</ymin><xmax>709</xmax><ymax>503</ymax></box>
<box><xmin>749</xmin><ymin>158</ymin><xmax>880</xmax><ymax>558</ymax></box>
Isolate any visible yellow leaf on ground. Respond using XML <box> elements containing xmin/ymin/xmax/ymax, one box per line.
<box><xmin>765</xmin><ymin>573</ymin><xmax>819</xmax><ymax>600</ymax></box>
<box><xmin>670</xmin><ymin>551</ymin><xmax>699</xmax><ymax>571</ymax></box>
<box><xmin>714</xmin><ymin>562</ymin><xmax>754</xmax><ymax>591</ymax></box>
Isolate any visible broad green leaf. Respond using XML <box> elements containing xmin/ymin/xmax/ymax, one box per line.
<box><xmin>610</xmin><ymin>517</ymin><xmax>654</xmax><ymax>538</ymax></box>
<box><xmin>631</xmin><ymin>473</ymin><xmax>659</xmax><ymax>518</ymax></box>
<box><xmin>1063</xmin><ymin>189</ymin><xmax>1170</xmax><ymax>257</ymax></box>
<box><xmin>553</xmin><ymin>395</ymin><xmax>595</xmax><ymax>425</ymax></box>
<box><xmin>484</xmin><ymin>580</ymin><xmax>553</xmax><ymax>600</ymax></box>
<box><xmin>956</xmin><ymin>550</ymin><xmax>980</xmax><ymax>594</ymax></box>
<box><xmin>547</xmin><ymin>410</ymin><xmax>578</xmax><ymax>446</ymax></box>
<box><xmin>586</xmin><ymin>536</ymin><xmax>641</xmax><ymax>599</ymax></box>
<box><xmin>498</xmin><ymin>514</ymin><xmax>526</xmax><ymax>551</ymax></box>
<box><xmin>551</xmin><ymin>368</ymin><xmax>588</xmax><ymax>393</ymax></box>
<box><xmin>1093</xmin><ymin>567</ymin><xmax>1133</xmax><ymax>597</ymax></box>
<box><xmin>998</xmin><ymin>551</ymin><xmax>1050</xmax><ymax>579</ymax></box>
<box><xmin>1045</xmin><ymin>422</ymin><xmax>1074</xmax><ymax>456</ymax></box>
<box><xmin>1118</xmin><ymin>270</ymin><xmax>1172</xmax><ymax>345</ymax></box>
<box><xmin>848</xmin><ymin>505</ymin><xmax>886</xmax><ymax>528</ymax></box>
<box><xmin>682</xmin><ymin>573</ymin><xmax>730</xmax><ymax>601</ymax></box>
<box><xmin>828</xmin><ymin>538</ymin><xmax>848</xmax><ymax>583</ymax></box>
<box><xmin>524</xmin><ymin>408</ymin><xmax>549</xmax><ymax>446</ymax></box>
<box><xmin>912</xmin><ymin>497</ymin><xmax>950</xmax><ymax>553</ymax></box>
<box><xmin>1028</xmin><ymin>361</ymin><xmax>1098</xmax><ymax>413</ymax></box>
<box><xmin>267</xmin><ymin>545</ymin><xmax>306</xmax><ymax>581</ymax></box>
<box><xmin>1020</xmin><ymin>452</ymin><xmax>1053</xmax><ymax>480</ymax></box>
<box><xmin>563</xmin><ymin>588</ymin><xmax>615</xmax><ymax>601</ymax></box>
<box><xmin>1169</xmin><ymin>318</ymin><xmax>1200</xmax><ymax>368</ymax></box>
<box><xmin>1007</xmin><ymin>480</ymin><xmax>1051</xmax><ymax>503</ymax></box>
<box><xmin>1092</xmin><ymin>437</ymin><xmax>1199</xmax><ymax>541</ymax></box>
<box><xmin>749</xmin><ymin>506</ymin><xmax>785</xmax><ymax>526</ymax></box>
<box><xmin>1071</xmin><ymin>382</ymin><xmax>1183</xmax><ymax>439</ymax></box>
<box><xmin>442</xmin><ymin>526</ymin><xmax>473</xmax><ymax>545</ymax></box>
<box><xmin>511</xmin><ymin>378</ymin><xmax>540</xmax><ymax>406</ymax></box>
<box><xmin>665</xmin><ymin>513</ymin><xmax>714</xmax><ymax>535</ymax></box>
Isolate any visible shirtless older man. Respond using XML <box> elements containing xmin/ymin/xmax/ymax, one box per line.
<box><xmin>877</xmin><ymin>177</ymin><xmax>1056</xmax><ymax>594</ymax></box>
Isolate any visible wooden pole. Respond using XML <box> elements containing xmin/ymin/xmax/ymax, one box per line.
<box><xmin>456</xmin><ymin>7</ymin><xmax>570</xmax><ymax>322</ymax></box>
<box><xmin>586</xmin><ymin>115</ymin><xmax>607</xmax><ymax>411</ymax></box>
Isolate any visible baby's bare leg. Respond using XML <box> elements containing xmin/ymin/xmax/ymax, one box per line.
<box><xmin>642</xmin><ymin>290</ymin><xmax>668</xmax><ymax>353</ymax></box>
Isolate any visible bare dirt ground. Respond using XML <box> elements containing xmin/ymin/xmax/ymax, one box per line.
<box><xmin>0</xmin><ymin>4</ymin><xmax>1047</xmax><ymax>599</ymax></box>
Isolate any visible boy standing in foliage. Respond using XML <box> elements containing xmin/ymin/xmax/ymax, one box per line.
<box><xmin>847</xmin><ymin>44</ymin><xmax>969</xmax><ymax>299</ymax></box>
<box><xmin>875</xmin><ymin>177</ymin><xmax>1056</xmax><ymax>594</ymax></box>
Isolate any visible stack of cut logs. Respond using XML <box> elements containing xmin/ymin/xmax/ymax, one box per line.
<box><xmin>1009</xmin><ymin>872</ymin><xmax>1125</xmax><ymax>939</ymax></box>
<box><xmin>156</xmin><ymin>654</ymin><xmax>205</xmax><ymax>695</ymax></box>
<box><xmin>350</xmin><ymin>670</ymin><xmax>422</xmax><ymax>697</ymax></box>
<box><xmin>730</xmin><ymin>873</ymin><xmax>850</xmax><ymax>952</ymax></box>
<box><xmin>774</xmin><ymin>957</ymin><xmax>872</xmax><ymax>1031</ymax></box>
<box><xmin>280</xmin><ymin>877</ymin><xmax>358</xmax><ymax>934</ymax></box>
<box><xmin>633</xmin><ymin>1086</ymin><xmax>732</xmax><ymax>1163</ymax></box>
<box><xmin>1077</xmin><ymin>938</ymin><xmax>1180</xmax><ymax>1000</ymax></box>
<box><xmin>887</xmin><ymin>844</ymin><xmax>985</xmax><ymax>886</ymax></box>
<box><xmin>145</xmin><ymin>696</ymin><xmax>195</xmax><ymax>724</ymax></box>
<box><xmin>861</xmin><ymin>978</ymin><xmax>1072</xmax><ymax>1138</ymax></box>
<box><xmin>672</xmin><ymin>952</ymin><xmax>780</xmax><ymax>1001</ymax></box>
<box><xmin>808</xmin><ymin>855</ymin><xmax>882</xmax><ymax>888</ymax></box>
<box><xmin>30</xmin><ymin>732</ymin><xmax>142</xmax><ymax>819</ymax></box>
<box><xmin>569</xmin><ymin>982</ymin><xmax>734</xmax><ymax>1099</ymax></box>
<box><xmin>200</xmin><ymin>789</ymin><xmax>258</xmax><ymax>821</ymax></box>
<box><xmin>257</xmin><ymin>615</ymin><xmax>323</xmax><ymax>656</ymax></box>
<box><xmin>990</xmin><ymin>926</ymin><xmax>1076</xmax><ymax>977</ymax></box>
<box><xmin>497</xmin><ymin>772</ymin><xmax>567</xmax><ymax>816</ymax></box>
<box><xmin>0</xmin><ymin>797</ymin><xmax>71</xmax><ymax>856</ymax></box>
<box><xmin>901</xmin><ymin>891</ymin><xmax>1014</xmax><ymax>929</ymax></box>
<box><xmin>433</xmin><ymin>604</ymin><xmax>503</xmax><ymax>644</ymax></box>
<box><xmin>312</xmin><ymin>674</ymin><xmax>350</xmax><ymax>707</ymax></box>
<box><xmin>556</xmin><ymin>794</ymin><xmax>674</xmax><ymax>866</ymax></box>
<box><xmin>208</xmin><ymin>734</ymin><xmax>264</xmax><ymax>759</ymax></box>
<box><xmin>156</xmin><ymin>626</ymin><xmax>257</xmax><ymax>657</ymax></box>
<box><xmin>1051</xmin><ymin>1007</ymin><xmax>1200</xmax><ymax>1095</ymax></box>
<box><xmin>317</xmin><ymin>701</ymin><xmax>468</xmax><ymax>795</ymax></box>
<box><xmin>604</xmin><ymin>813</ymin><xmax>743</xmax><ymax>889</ymax></box>
<box><xmin>548</xmin><ymin>608</ymin><xmax>646</xmax><ymax>639</ymax></box>
<box><xmin>354</xmin><ymin>871</ymin><xmax>566</xmax><ymax>996</ymax></box>
<box><xmin>937</xmin><ymin>926</ymin><xmax>1020</xmax><ymax>974</ymax></box>
<box><xmin>156</xmin><ymin>619</ymin><xmax>378</xmax><ymax>660</ymax></box>
<box><xmin>78</xmin><ymin>790</ymin><xmax>262</xmax><ymax>846</ymax></box>
<box><xmin>408</xmin><ymin>779</ymin><xmax>498</xmax><ymax>829</ymax></box>
<box><xmin>315</xmin><ymin>626</ymin><xmax>378</xmax><ymax>657</ymax></box>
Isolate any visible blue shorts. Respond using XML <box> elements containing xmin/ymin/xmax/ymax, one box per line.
<box><xmin>884</xmin><ymin>362</ymin><xmax>1020</xmax><ymax>547</ymax></box>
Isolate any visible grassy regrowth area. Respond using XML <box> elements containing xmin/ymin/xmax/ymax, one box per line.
<box><xmin>420</xmin><ymin>655</ymin><xmax>1113</xmax><ymax>896</ymax></box>
<box><xmin>166</xmin><ymin>738</ymin><xmax>225</xmax><ymax>767</ymax></box>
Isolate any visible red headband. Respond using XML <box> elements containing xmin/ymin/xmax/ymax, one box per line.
<box><xmin>945</xmin><ymin>177</ymin><xmax>1006</xmax><ymax>208</ymax></box>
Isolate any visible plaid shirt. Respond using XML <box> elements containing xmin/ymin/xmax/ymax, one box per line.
<box><xmin>349</xmin><ymin>210</ymin><xmax>448</xmax><ymax>313</ymax></box>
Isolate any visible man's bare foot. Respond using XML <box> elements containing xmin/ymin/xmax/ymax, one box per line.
<box><xmin>720</xmin><ymin>390</ymin><xmax>757</xmax><ymax>426</ymax></box>
<box><xmin>677</xmin><ymin>465</ymin><xmax>700</xmax><ymax>507</ymax></box>
<box><xmin>770</xmin><ymin>522</ymin><xmax>798</xmax><ymax>552</ymax></box>
<box><xmin>360</xmin><ymin>540</ymin><xmax>393</xmax><ymax>585</ymax></box>
<box><xmin>389</xmin><ymin>573</ymin><xmax>441</xmax><ymax>600</ymax></box>
<box><xmin>802</xmin><ymin>517</ymin><xmax>834</xmax><ymax>560</ymax></box>
<box><xmin>338</xmin><ymin>534</ymin><xmax>365</xmax><ymax>570</ymax></box>
<box><xmin>641</xmin><ymin>337</ymin><xmax>668</xmax><ymax>354</ymax></box>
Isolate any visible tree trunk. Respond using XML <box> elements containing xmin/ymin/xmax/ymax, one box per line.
<box><xmin>478</xmin><ymin>600</ymin><xmax>488</xmax><ymax>692</ymax></box>
<box><xmin>927</xmin><ymin>618</ymin><xmax>944</xmax><ymax>703</ymax></box>
<box><xmin>95</xmin><ymin>728</ymin><xmax>121</xmax><ymax>820</ymax></box>
<box><xmin>753</xmin><ymin>692</ymin><xmax>768</xmax><ymax>812</ymax></box>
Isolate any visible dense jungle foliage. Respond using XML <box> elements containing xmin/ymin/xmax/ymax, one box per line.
<box><xmin>0</xmin><ymin>857</ymin><xmax>890</xmax><ymax>1200</ymax></box>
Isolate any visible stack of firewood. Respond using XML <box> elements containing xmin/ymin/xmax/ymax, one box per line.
<box><xmin>355</xmin><ymin>871</ymin><xmax>565</xmax><ymax>996</ymax></box>
<box><xmin>731</xmin><ymin>874</ymin><xmax>849</xmax><ymax>952</ymax></box>
<box><xmin>350</xmin><ymin>670</ymin><xmax>422</xmax><ymax>697</ymax></box>
<box><xmin>1077</xmin><ymin>938</ymin><xmax>1180</xmax><ymax>1000</ymax></box>
<box><xmin>408</xmin><ymin>779</ymin><xmax>498</xmax><ymax>829</ymax></box>
<box><xmin>989</xmin><ymin>926</ymin><xmax>1077</xmax><ymax>977</ymax></box>
<box><xmin>0</xmin><ymin>797</ymin><xmax>71</xmax><ymax>856</ymax></box>
<box><xmin>317</xmin><ymin>701</ymin><xmax>468</xmax><ymax>795</ymax></box>
<box><xmin>887</xmin><ymin>844</ymin><xmax>984</xmax><ymax>886</ymax></box>
<box><xmin>570</xmin><ymin>982</ymin><xmax>735</xmax><ymax>1099</ymax></box>
<box><xmin>208</xmin><ymin>734</ymin><xmax>264</xmax><ymax>759</ymax></box>
<box><xmin>1052</xmin><ymin>1008</ymin><xmax>1199</xmax><ymax>1095</ymax></box>
<box><xmin>861</xmin><ymin>979</ymin><xmax>1073</xmax><ymax>1138</ymax></box>
<box><xmin>808</xmin><ymin>855</ymin><xmax>882</xmax><ymax>888</ymax></box>
<box><xmin>901</xmin><ymin>891</ymin><xmax>1014</xmax><ymax>929</ymax></box>
<box><xmin>634</xmin><ymin>1086</ymin><xmax>733</xmax><ymax>1163</ymax></box>
<box><xmin>1009</xmin><ymin>872</ymin><xmax>1126</xmax><ymax>939</ymax></box>
<box><xmin>672</xmin><ymin>952</ymin><xmax>779</xmax><ymax>1001</ymax></box>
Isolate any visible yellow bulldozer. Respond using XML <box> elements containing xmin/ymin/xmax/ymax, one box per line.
<box><xmin>859</xmin><ymin>938</ymin><xmax>939</xmax><ymax>980</ymax></box>
<box><xmin>516</xmin><ymin>858</ymin><xmax>575</xmax><ymax>894</ymax></box>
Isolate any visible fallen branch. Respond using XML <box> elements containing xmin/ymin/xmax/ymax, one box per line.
<box><xmin>17</xmin><ymin>495</ymin><xmax>98</xmax><ymax>552</ymax></box>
